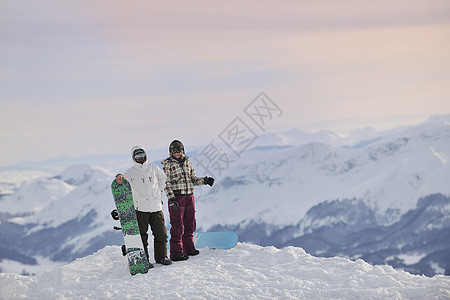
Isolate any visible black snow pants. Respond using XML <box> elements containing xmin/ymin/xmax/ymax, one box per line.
<box><xmin>135</xmin><ymin>210</ymin><xmax>168</xmax><ymax>262</ymax></box>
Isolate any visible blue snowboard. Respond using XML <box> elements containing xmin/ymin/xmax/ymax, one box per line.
<box><xmin>168</xmin><ymin>231</ymin><xmax>238</xmax><ymax>249</ymax></box>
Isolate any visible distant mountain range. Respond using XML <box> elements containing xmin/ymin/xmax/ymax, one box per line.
<box><xmin>0</xmin><ymin>115</ymin><xmax>449</xmax><ymax>276</ymax></box>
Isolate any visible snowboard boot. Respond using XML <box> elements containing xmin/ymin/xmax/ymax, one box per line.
<box><xmin>156</xmin><ymin>257</ymin><xmax>172</xmax><ymax>265</ymax></box>
<box><xmin>172</xmin><ymin>255</ymin><xmax>189</xmax><ymax>262</ymax></box>
<box><xmin>188</xmin><ymin>249</ymin><xmax>200</xmax><ymax>256</ymax></box>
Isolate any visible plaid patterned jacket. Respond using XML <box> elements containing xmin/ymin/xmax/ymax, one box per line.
<box><xmin>161</xmin><ymin>156</ymin><xmax>205</xmax><ymax>200</ymax></box>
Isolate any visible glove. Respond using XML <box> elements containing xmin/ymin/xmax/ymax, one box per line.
<box><xmin>111</xmin><ymin>209</ymin><xmax>119</xmax><ymax>220</ymax></box>
<box><xmin>168</xmin><ymin>198</ymin><xmax>179</xmax><ymax>211</ymax></box>
<box><xmin>204</xmin><ymin>177</ymin><xmax>215</xmax><ymax>186</ymax></box>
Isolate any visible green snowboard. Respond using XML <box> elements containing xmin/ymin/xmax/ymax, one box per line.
<box><xmin>111</xmin><ymin>178</ymin><xmax>150</xmax><ymax>275</ymax></box>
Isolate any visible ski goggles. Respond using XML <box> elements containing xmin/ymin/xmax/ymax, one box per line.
<box><xmin>134</xmin><ymin>152</ymin><xmax>146</xmax><ymax>159</ymax></box>
<box><xmin>171</xmin><ymin>148</ymin><xmax>182</xmax><ymax>154</ymax></box>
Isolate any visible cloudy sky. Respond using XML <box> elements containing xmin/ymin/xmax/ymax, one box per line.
<box><xmin>1</xmin><ymin>0</ymin><xmax>449</xmax><ymax>167</ymax></box>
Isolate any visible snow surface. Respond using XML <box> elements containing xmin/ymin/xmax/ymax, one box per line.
<box><xmin>1</xmin><ymin>243</ymin><xmax>449</xmax><ymax>300</ymax></box>
<box><xmin>0</xmin><ymin>256</ymin><xmax>64</xmax><ymax>276</ymax></box>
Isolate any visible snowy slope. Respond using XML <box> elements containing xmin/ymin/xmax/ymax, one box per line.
<box><xmin>196</xmin><ymin>116</ymin><xmax>450</xmax><ymax>230</ymax></box>
<box><xmin>0</xmin><ymin>164</ymin><xmax>122</xmax><ymax>268</ymax></box>
<box><xmin>1</xmin><ymin>243</ymin><xmax>449</xmax><ymax>300</ymax></box>
<box><xmin>7</xmin><ymin>164</ymin><xmax>115</xmax><ymax>232</ymax></box>
<box><xmin>1</xmin><ymin>178</ymin><xmax>75</xmax><ymax>216</ymax></box>
<box><xmin>251</xmin><ymin>126</ymin><xmax>382</xmax><ymax>149</ymax></box>
<box><xmin>0</xmin><ymin>115</ymin><xmax>449</xmax><ymax>277</ymax></box>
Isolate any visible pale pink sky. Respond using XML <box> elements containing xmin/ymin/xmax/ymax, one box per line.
<box><xmin>1</xmin><ymin>0</ymin><xmax>449</xmax><ymax>166</ymax></box>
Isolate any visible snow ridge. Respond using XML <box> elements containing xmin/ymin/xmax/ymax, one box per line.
<box><xmin>1</xmin><ymin>244</ymin><xmax>449</xmax><ymax>300</ymax></box>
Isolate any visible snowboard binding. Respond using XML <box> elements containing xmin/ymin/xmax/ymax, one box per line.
<box><xmin>111</xmin><ymin>209</ymin><xmax>128</xmax><ymax>257</ymax></box>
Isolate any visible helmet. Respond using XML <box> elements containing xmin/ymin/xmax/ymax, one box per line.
<box><xmin>169</xmin><ymin>140</ymin><xmax>184</xmax><ymax>154</ymax></box>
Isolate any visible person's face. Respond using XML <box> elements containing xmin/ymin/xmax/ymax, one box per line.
<box><xmin>134</xmin><ymin>152</ymin><xmax>146</xmax><ymax>164</ymax></box>
<box><xmin>172</xmin><ymin>148</ymin><xmax>182</xmax><ymax>158</ymax></box>
<box><xmin>135</xmin><ymin>156</ymin><xmax>146</xmax><ymax>164</ymax></box>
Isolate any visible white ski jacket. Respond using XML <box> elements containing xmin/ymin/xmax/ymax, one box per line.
<box><xmin>123</xmin><ymin>146</ymin><xmax>167</xmax><ymax>213</ymax></box>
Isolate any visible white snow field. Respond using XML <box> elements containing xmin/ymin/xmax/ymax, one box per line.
<box><xmin>1</xmin><ymin>243</ymin><xmax>448</xmax><ymax>300</ymax></box>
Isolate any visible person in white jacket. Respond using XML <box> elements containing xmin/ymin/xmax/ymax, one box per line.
<box><xmin>116</xmin><ymin>146</ymin><xmax>172</xmax><ymax>266</ymax></box>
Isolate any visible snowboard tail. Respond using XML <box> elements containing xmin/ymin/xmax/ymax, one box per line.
<box><xmin>168</xmin><ymin>231</ymin><xmax>238</xmax><ymax>250</ymax></box>
<box><xmin>194</xmin><ymin>231</ymin><xmax>238</xmax><ymax>249</ymax></box>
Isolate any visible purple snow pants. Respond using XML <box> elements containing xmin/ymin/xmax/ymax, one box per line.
<box><xmin>169</xmin><ymin>194</ymin><xmax>196</xmax><ymax>260</ymax></box>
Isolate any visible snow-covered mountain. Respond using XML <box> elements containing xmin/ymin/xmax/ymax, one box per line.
<box><xmin>1</xmin><ymin>244</ymin><xmax>449</xmax><ymax>299</ymax></box>
<box><xmin>197</xmin><ymin>116</ymin><xmax>450</xmax><ymax>229</ymax></box>
<box><xmin>0</xmin><ymin>115</ymin><xmax>449</xmax><ymax>277</ymax></box>
<box><xmin>0</xmin><ymin>164</ymin><xmax>121</xmax><ymax>269</ymax></box>
<box><xmin>196</xmin><ymin>115</ymin><xmax>450</xmax><ymax>276</ymax></box>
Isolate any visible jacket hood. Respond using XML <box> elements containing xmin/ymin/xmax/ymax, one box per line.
<box><xmin>131</xmin><ymin>145</ymin><xmax>148</xmax><ymax>167</ymax></box>
<box><xmin>131</xmin><ymin>145</ymin><xmax>145</xmax><ymax>156</ymax></box>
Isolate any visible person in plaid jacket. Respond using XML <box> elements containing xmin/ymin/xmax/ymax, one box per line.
<box><xmin>161</xmin><ymin>140</ymin><xmax>214</xmax><ymax>261</ymax></box>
